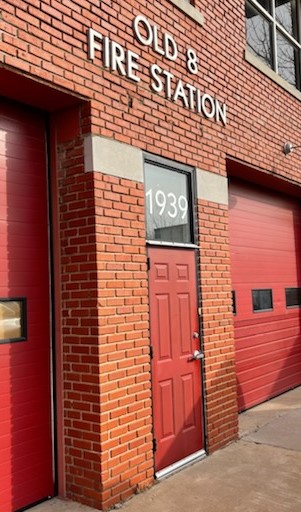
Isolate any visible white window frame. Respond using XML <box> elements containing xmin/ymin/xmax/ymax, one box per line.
<box><xmin>169</xmin><ymin>0</ymin><xmax>204</xmax><ymax>26</ymax></box>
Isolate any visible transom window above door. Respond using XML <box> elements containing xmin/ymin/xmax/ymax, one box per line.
<box><xmin>144</xmin><ymin>157</ymin><xmax>194</xmax><ymax>244</ymax></box>
<box><xmin>245</xmin><ymin>0</ymin><xmax>301</xmax><ymax>89</ymax></box>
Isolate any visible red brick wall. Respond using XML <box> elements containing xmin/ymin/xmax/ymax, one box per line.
<box><xmin>57</xmin><ymin>128</ymin><xmax>153</xmax><ymax>509</ymax></box>
<box><xmin>57</xmin><ymin>130</ymin><xmax>103</xmax><ymax>507</ymax></box>
<box><xmin>94</xmin><ymin>172</ymin><xmax>153</xmax><ymax>509</ymax></box>
<box><xmin>2</xmin><ymin>0</ymin><xmax>301</xmax><ymax>178</ymax></box>
<box><xmin>198</xmin><ymin>200</ymin><xmax>238</xmax><ymax>452</ymax></box>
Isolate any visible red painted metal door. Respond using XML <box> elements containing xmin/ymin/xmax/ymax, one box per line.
<box><xmin>0</xmin><ymin>101</ymin><xmax>54</xmax><ymax>511</ymax></box>
<box><xmin>229</xmin><ymin>179</ymin><xmax>301</xmax><ymax>411</ymax></box>
<box><xmin>148</xmin><ymin>247</ymin><xmax>203</xmax><ymax>472</ymax></box>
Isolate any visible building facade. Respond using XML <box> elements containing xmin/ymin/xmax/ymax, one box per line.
<box><xmin>1</xmin><ymin>0</ymin><xmax>301</xmax><ymax>510</ymax></box>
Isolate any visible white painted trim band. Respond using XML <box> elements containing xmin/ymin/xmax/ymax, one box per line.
<box><xmin>196</xmin><ymin>168</ymin><xmax>228</xmax><ymax>205</ymax></box>
<box><xmin>84</xmin><ymin>137</ymin><xmax>229</xmax><ymax>206</ymax></box>
<box><xmin>84</xmin><ymin>135</ymin><xmax>144</xmax><ymax>182</ymax></box>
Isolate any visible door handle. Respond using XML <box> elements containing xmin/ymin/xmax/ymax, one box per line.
<box><xmin>192</xmin><ymin>350</ymin><xmax>204</xmax><ymax>360</ymax></box>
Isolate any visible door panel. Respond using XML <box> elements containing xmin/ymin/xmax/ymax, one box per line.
<box><xmin>149</xmin><ymin>247</ymin><xmax>203</xmax><ymax>472</ymax></box>
<box><xmin>0</xmin><ymin>101</ymin><xmax>54</xmax><ymax>511</ymax></box>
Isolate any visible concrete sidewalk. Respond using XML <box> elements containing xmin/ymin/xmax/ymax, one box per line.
<box><xmin>33</xmin><ymin>386</ymin><xmax>301</xmax><ymax>512</ymax></box>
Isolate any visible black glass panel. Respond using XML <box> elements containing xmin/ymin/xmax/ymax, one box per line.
<box><xmin>285</xmin><ymin>287</ymin><xmax>301</xmax><ymax>307</ymax></box>
<box><xmin>232</xmin><ymin>291</ymin><xmax>237</xmax><ymax>315</ymax></box>
<box><xmin>246</xmin><ymin>2</ymin><xmax>273</xmax><ymax>68</ymax></box>
<box><xmin>258</xmin><ymin>0</ymin><xmax>272</xmax><ymax>12</ymax></box>
<box><xmin>252</xmin><ymin>289</ymin><xmax>273</xmax><ymax>311</ymax></box>
<box><xmin>277</xmin><ymin>30</ymin><xmax>298</xmax><ymax>86</ymax></box>
<box><xmin>275</xmin><ymin>0</ymin><xmax>297</xmax><ymax>38</ymax></box>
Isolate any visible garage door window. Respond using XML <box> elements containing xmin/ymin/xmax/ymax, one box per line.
<box><xmin>0</xmin><ymin>298</ymin><xmax>27</xmax><ymax>343</ymax></box>
<box><xmin>285</xmin><ymin>287</ymin><xmax>301</xmax><ymax>307</ymax></box>
<box><xmin>252</xmin><ymin>289</ymin><xmax>273</xmax><ymax>311</ymax></box>
<box><xmin>232</xmin><ymin>291</ymin><xmax>237</xmax><ymax>315</ymax></box>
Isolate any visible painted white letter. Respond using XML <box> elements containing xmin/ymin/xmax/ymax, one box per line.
<box><xmin>172</xmin><ymin>79</ymin><xmax>189</xmax><ymax>108</ymax></box>
<box><xmin>215</xmin><ymin>100</ymin><xmax>227</xmax><ymax>125</ymax></box>
<box><xmin>150</xmin><ymin>64</ymin><xmax>163</xmax><ymax>93</ymax></box>
<box><xmin>185</xmin><ymin>83</ymin><xmax>197</xmax><ymax>110</ymax></box>
<box><xmin>127</xmin><ymin>50</ymin><xmax>140</xmax><ymax>82</ymax></box>
<box><xmin>162</xmin><ymin>70</ymin><xmax>174</xmax><ymax>99</ymax></box>
<box><xmin>133</xmin><ymin>15</ymin><xmax>153</xmax><ymax>46</ymax></box>
<box><xmin>103</xmin><ymin>36</ymin><xmax>110</xmax><ymax>68</ymax></box>
<box><xmin>164</xmin><ymin>33</ymin><xmax>178</xmax><ymax>61</ymax></box>
<box><xmin>88</xmin><ymin>28</ymin><xmax>103</xmax><ymax>60</ymax></box>
<box><xmin>152</xmin><ymin>24</ymin><xmax>165</xmax><ymax>56</ymax></box>
<box><xmin>201</xmin><ymin>94</ymin><xmax>216</xmax><ymax>119</ymax></box>
<box><xmin>110</xmin><ymin>41</ymin><xmax>126</xmax><ymax>76</ymax></box>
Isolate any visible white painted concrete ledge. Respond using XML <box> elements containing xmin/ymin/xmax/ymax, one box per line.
<box><xmin>196</xmin><ymin>168</ymin><xmax>228</xmax><ymax>205</ymax></box>
<box><xmin>84</xmin><ymin>136</ymin><xmax>228</xmax><ymax>206</ymax></box>
<box><xmin>169</xmin><ymin>0</ymin><xmax>204</xmax><ymax>26</ymax></box>
<box><xmin>84</xmin><ymin>135</ymin><xmax>144</xmax><ymax>182</ymax></box>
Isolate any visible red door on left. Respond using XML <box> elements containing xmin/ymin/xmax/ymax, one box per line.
<box><xmin>0</xmin><ymin>101</ymin><xmax>54</xmax><ymax>511</ymax></box>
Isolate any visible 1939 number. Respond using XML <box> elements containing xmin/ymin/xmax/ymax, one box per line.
<box><xmin>146</xmin><ymin>188</ymin><xmax>188</xmax><ymax>219</ymax></box>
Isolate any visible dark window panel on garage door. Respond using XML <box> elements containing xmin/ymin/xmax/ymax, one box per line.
<box><xmin>232</xmin><ymin>291</ymin><xmax>237</xmax><ymax>315</ymax></box>
<box><xmin>252</xmin><ymin>289</ymin><xmax>273</xmax><ymax>311</ymax></box>
<box><xmin>285</xmin><ymin>287</ymin><xmax>301</xmax><ymax>307</ymax></box>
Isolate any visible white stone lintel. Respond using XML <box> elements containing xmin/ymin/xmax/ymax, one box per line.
<box><xmin>84</xmin><ymin>135</ymin><xmax>144</xmax><ymax>182</ymax></box>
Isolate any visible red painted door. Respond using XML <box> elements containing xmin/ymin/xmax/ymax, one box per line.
<box><xmin>229</xmin><ymin>179</ymin><xmax>301</xmax><ymax>411</ymax></box>
<box><xmin>0</xmin><ymin>101</ymin><xmax>54</xmax><ymax>511</ymax></box>
<box><xmin>148</xmin><ymin>247</ymin><xmax>203</xmax><ymax>472</ymax></box>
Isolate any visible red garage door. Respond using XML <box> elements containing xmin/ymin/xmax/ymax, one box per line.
<box><xmin>229</xmin><ymin>179</ymin><xmax>301</xmax><ymax>411</ymax></box>
<box><xmin>0</xmin><ymin>101</ymin><xmax>54</xmax><ymax>511</ymax></box>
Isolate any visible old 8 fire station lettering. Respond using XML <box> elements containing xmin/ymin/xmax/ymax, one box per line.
<box><xmin>88</xmin><ymin>15</ymin><xmax>227</xmax><ymax>125</ymax></box>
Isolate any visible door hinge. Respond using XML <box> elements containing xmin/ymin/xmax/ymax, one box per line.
<box><xmin>150</xmin><ymin>345</ymin><xmax>154</xmax><ymax>360</ymax></box>
<box><xmin>152</xmin><ymin>438</ymin><xmax>157</xmax><ymax>452</ymax></box>
<box><xmin>147</xmin><ymin>257</ymin><xmax>150</xmax><ymax>271</ymax></box>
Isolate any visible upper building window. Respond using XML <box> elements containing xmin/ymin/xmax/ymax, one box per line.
<box><xmin>246</xmin><ymin>1</ymin><xmax>301</xmax><ymax>89</ymax></box>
